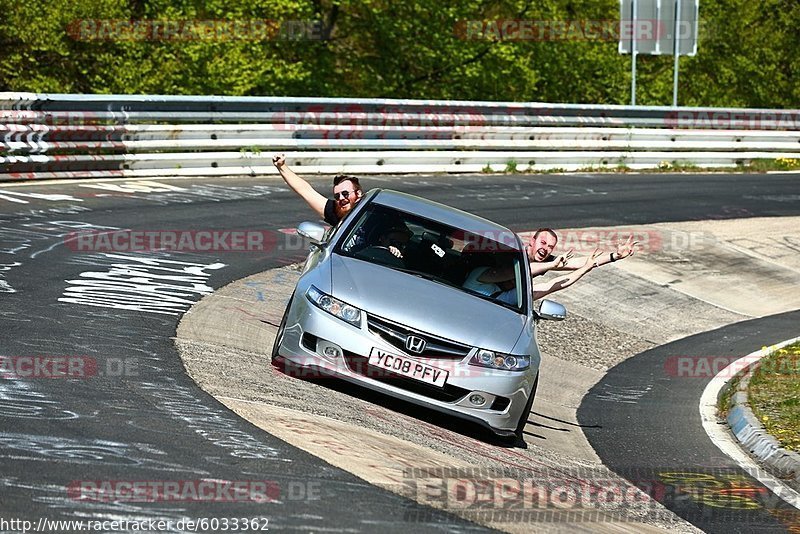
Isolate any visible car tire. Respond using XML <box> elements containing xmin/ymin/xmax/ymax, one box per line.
<box><xmin>271</xmin><ymin>293</ymin><xmax>293</xmax><ymax>363</ymax></box>
<box><xmin>513</xmin><ymin>374</ymin><xmax>538</xmax><ymax>441</ymax></box>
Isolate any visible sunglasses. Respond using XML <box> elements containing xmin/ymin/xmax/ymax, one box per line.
<box><xmin>334</xmin><ymin>190</ymin><xmax>356</xmax><ymax>200</ymax></box>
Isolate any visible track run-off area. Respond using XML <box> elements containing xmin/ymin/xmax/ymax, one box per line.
<box><xmin>1</xmin><ymin>172</ymin><xmax>799</xmax><ymax>533</ymax></box>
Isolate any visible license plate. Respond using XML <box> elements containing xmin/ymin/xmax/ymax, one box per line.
<box><xmin>368</xmin><ymin>348</ymin><xmax>448</xmax><ymax>387</ymax></box>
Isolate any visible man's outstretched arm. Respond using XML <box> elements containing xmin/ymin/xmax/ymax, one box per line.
<box><xmin>273</xmin><ymin>153</ymin><xmax>327</xmax><ymax>219</ymax></box>
<box><xmin>532</xmin><ymin>249</ymin><xmax>601</xmax><ymax>300</ymax></box>
<box><xmin>555</xmin><ymin>235</ymin><xmax>639</xmax><ymax>271</ymax></box>
<box><xmin>529</xmin><ymin>250</ymin><xmax>573</xmax><ymax>276</ymax></box>
<box><xmin>478</xmin><ymin>250</ymin><xmax>573</xmax><ymax>284</ymax></box>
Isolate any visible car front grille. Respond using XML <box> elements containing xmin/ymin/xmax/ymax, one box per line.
<box><xmin>366</xmin><ymin>314</ymin><xmax>472</xmax><ymax>359</ymax></box>
<box><xmin>343</xmin><ymin>351</ymin><xmax>470</xmax><ymax>403</ymax></box>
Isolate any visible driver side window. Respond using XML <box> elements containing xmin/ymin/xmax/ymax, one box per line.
<box><xmin>322</xmin><ymin>223</ymin><xmax>337</xmax><ymax>243</ymax></box>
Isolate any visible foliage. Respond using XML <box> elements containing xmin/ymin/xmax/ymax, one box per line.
<box><xmin>749</xmin><ymin>342</ymin><xmax>800</xmax><ymax>452</ymax></box>
<box><xmin>0</xmin><ymin>0</ymin><xmax>797</xmax><ymax>108</ymax></box>
<box><xmin>746</xmin><ymin>158</ymin><xmax>800</xmax><ymax>172</ymax></box>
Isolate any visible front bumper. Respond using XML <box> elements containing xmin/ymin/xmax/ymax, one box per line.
<box><xmin>274</xmin><ymin>295</ymin><xmax>537</xmax><ymax>435</ymax></box>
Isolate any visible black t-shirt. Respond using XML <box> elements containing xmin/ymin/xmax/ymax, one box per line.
<box><xmin>323</xmin><ymin>199</ymin><xmax>339</xmax><ymax>226</ymax></box>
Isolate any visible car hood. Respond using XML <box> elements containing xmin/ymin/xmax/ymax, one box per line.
<box><xmin>330</xmin><ymin>255</ymin><xmax>527</xmax><ymax>353</ymax></box>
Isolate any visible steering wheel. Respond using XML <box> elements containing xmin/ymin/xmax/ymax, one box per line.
<box><xmin>357</xmin><ymin>246</ymin><xmax>405</xmax><ymax>267</ymax></box>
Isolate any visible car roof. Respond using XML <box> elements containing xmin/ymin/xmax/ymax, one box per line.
<box><xmin>368</xmin><ymin>189</ymin><xmax>523</xmax><ymax>250</ymax></box>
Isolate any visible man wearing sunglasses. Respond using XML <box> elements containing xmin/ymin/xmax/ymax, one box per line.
<box><xmin>273</xmin><ymin>153</ymin><xmax>364</xmax><ymax>225</ymax></box>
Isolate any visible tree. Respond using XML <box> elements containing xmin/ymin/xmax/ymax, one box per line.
<box><xmin>0</xmin><ymin>0</ymin><xmax>796</xmax><ymax>108</ymax></box>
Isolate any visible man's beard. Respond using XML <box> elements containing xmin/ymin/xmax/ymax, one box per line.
<box><xmin>335</xmin><ymin>201</ymin><xmax>352</xmax><ymax>219</ymax></box>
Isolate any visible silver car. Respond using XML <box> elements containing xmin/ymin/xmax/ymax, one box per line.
<box><xmin>272</xmin><ymin>189</ymin><xmax>566</xmax><ymax>442</ymax></box>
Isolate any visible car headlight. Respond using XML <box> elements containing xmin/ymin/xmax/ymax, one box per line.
<box><xmin>469</xmin><ymin>349</ymin><xmax>530</xmax><ymax>371</ymax></box>
<box><xmin>306</xmin><ymin>285</ymin><xmax>362</xmax><ymax>327</ymax></box>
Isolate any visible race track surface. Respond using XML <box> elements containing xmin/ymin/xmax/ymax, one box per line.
<box><xmin>579</xmin><ymin>310</ymin><xmax>800</xmax><ymax>533</ymax></box>
<box><xmin>1</xmin><ymin>172</ymin><xmax>798</xmax><ymax>532</ymax></box>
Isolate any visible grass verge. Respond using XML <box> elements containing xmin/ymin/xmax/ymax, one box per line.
<box><xmin>481</xmin><ymin>157</ymin><xmax>800</xmax><ymax>175</ymax></box>
<box><xmin>744</xmin><ymin>158</ymin><xmax>800</xmax><ymax>172</ymax></box>
<box><xmin>747</xmin><ymin>342</ymin><xmax>800</xmax><ymax>451</ymax></box>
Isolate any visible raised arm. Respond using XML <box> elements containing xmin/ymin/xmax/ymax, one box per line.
<box><xmin>529</xmin><ymin>250</ymin><xmax>574</xmax><ymax>275</ymax></box>
<box><xmin>532</xmin><ymin>249</ymin><xmax>602</xmax><ymax>300</ymax></box>
<box><xmin>479</xmin><ymin>250</ymin><xmax>574</xmax><ymax>284</ymax></box>
<box><xmin>555</xmin><ymin>235</ymin><xmax>639</xmax><ymax>271</ymax></box>
<box><xmin>273</xmin><ymin>153</ymin><xmax>327</xmax><ymax>219</ymax></box>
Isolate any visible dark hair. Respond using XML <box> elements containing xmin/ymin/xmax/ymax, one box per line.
<box><xmin>533</xmin><ymin>228</ymin><xmax>558</xmax><ymax>243</ymax></box>
<box><xmin>385</xmin><ymin>224</ymin><xmax>412</xmax><ymax>238</ymax></box>
<box><xmin>333</xmin><ymin>175</ymin><xmax>363</xmax><ymax>191</ymax></box>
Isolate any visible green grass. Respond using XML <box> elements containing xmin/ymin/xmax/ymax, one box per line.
<box><xmin>533</xmin><ymin>167</ymin><xmax>566</xmax><ymax>174</ymax></box>
<box><xmin>662</xmin><ymin>161</ymin><xmax>701</xmax><ymax>172</ymax></box>
<box><xmin>473</xmin><ymin>157</ymin><xmax>800</xmax><ymax>175</ymax></box>
<box><xmin>743</xmin><ymin>158</ymin><xmax>800</xmax><ymax>172</ymax></box>
<box><xmin>239</xmin><ymin>145</ymin><xmax>263</xmax><ymax>155</ymax></box>
<box><xmin>748</xmin><ymin>342</ymin><xmax>800</xmax><ymax>451</ymax></box>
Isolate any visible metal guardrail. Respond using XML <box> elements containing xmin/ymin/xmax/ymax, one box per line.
<box><xmin>2</xmin><ymin>92</ymin><xmax>799</xmax><ymax>180</ymax></box>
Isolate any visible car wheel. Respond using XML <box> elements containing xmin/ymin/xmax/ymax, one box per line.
<box><xmin>514</xmin><ymin>374</ymin><xmax>539</xmax><ymax>441</ymax></box>
<box><xmin>271</xmin><ymin>293</ymin><xmax>293</xmax><ymax>363</ymax></box>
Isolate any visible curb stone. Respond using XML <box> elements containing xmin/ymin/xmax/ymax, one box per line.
<box><xmin>726</xmin><ymin>357</ymin><xmax>800</xmax><ymax>484</ymax></box>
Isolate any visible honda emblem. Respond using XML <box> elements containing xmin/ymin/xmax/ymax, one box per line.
<box><xmin>405</xmin><ymin>335</ymin><xmax>426</xmax><ymax>354</ymax></box>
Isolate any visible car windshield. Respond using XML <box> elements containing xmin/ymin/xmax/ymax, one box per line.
<box><xmin>334</xmin><ymin>204</ymin><xmax>527</xmax><ymax>311</ymax></box>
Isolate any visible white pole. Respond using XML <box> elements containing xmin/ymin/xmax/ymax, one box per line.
<box><xmin>672</xmin><ymin>0</ymin><xmax>682</xmax><ymax>107</ymax></box>
<box><xmin>631</xmin><ymin>0</ymin><xmax>638</xmax><ymax>106</ymax></box>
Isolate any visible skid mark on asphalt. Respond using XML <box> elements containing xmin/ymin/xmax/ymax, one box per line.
<box><xmin>594</xmin><ymin>384</ymin><xmax>654</xmax><ymax>404</ymax></box>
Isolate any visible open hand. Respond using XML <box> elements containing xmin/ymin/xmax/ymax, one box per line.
<box><xmin>554</xmin><ymin>249</ymin><xmax>574</xmax><ymax>268</ymax></box>
<box><xmin>583</xmin><ymin>248</ymin><xmax>603</xmax><ymax>269</ymax></box>
<box><xmin>616</xmin><ymin>235</ymin><xmax>639</xmax><ymax>260</ymax></box>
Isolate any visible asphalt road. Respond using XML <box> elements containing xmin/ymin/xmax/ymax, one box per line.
<box><xmin>1</xmin><ymin>172</ymin><xmax>798</xmax><ymax>532</ymax></box>
<box><xmin>578</xmin><ymin>310</ymin><xmax>800</xmax><ymax>533</ymax></box>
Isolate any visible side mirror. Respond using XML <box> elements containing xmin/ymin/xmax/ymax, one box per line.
<box><xmin>538</xmin><ymin>299</ymin><xmax>567</xmax><ymax>321</ymax></box>
<box><xmin>297</xmin><ymin>221</ymin><xmax>327</xmax><ymax>244</ymax></box>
